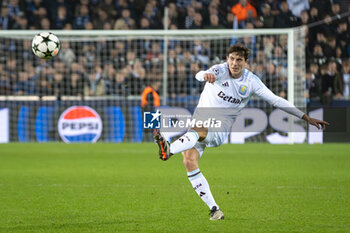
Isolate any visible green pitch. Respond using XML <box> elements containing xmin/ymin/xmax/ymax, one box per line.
<box><xmin>0</xmin><ymin>143</ymin><xmax>349</xmax><ymax>233</ymax></box>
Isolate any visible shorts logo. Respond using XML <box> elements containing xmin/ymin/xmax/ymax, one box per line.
<box><xmin>143</xmin><ymin>110</ymin><xmax>161</xmax><ymax>129</ymax></box>
<box><xmin>58</xmin><ymin>106</ymin><xmax>102</xmax><ymax>143</ymax></box>
<box><xmin>239</xmin><ymin>85</ymin><xmax>247</xmax><ymax>95</ymax></box>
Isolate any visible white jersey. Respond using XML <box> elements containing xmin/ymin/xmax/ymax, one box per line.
<box><xmin>194</xmin><ymin>62</ymin><xmax>304</xmax><ymax>126</ymax></box>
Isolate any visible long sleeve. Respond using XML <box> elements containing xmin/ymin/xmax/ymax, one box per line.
<box><xmin>253</xmin><ymin>77</ymin><xmax>305</xmax><ymax>119</ymax></box>
<box><xmin>195</xmin><ymin>71</ymin><xmax>206</xmax><ymax>82</ymax></box>
<box><xmin>195</xmin><ymin>64</ymin><xmax>226</xmax><ymax>82</ymax></box>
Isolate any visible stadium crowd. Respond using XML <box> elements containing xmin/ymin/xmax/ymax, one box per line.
<box><xmin>0</xmin><ymin>0</ymin><xmax>349</xmax><ymax>106</ymax></box>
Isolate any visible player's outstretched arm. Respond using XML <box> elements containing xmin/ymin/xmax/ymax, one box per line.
<box><xmin>302</xmin><ymin>114</ymin><xmax>330</xmax><ymax>130</ymax></box>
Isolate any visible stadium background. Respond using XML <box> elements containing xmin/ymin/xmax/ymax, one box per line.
<box><xmin>0</xmin><ymin>1</ymin><xmax>350</xmax><ymax>233</ymax></box>
<box><xmin>0</xmin><ymin>0</ymin><xmax>349</xmax><ymax>143</ymax></box>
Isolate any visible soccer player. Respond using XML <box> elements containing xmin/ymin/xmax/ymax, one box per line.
<box><xmin>154</xmin><ymin>44</ymin><xmax>329</xmax><ymax>220</ymax></box>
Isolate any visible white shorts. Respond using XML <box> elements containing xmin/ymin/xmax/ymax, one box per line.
<box><xmin>193</xmin><ymin>130</ymin><xmax>230</xmax><ymax>157</ymax></box>
<box><xmin>190</xmin><ymin>110</ymin><xmax>236</xmax><ymax>157</ymax></box>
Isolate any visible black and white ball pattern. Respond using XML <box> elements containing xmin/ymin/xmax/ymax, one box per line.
<box><xmin>32</xmin><ymin>32</ymin><xmax>60</xmax><ymax>59</ymax></box>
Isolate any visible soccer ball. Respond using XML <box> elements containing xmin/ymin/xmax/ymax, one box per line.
<box><xmin>32</xmin><ymin>32</ymin><xmax>60</xmax><ymax>59</ymax></box>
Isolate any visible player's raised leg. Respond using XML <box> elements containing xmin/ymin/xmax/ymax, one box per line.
<box><xmin>154</xmin><ymin>127</ymin><xmax>206</xmax><ymax>161</ymax></box>
<box><xmin>183</xmin><ymin>148</ymin><xmax>224</xmax><ymax>220</ymax></box>
<box><xmin>154</xmin><ymin>129</ymin><xmax>172</xmax><ymax>161</ymax></box>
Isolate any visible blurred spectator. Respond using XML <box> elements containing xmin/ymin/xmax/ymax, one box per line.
<box><xmin>204</xmin><ymin>14</ymin><xmax>225</xmax><ymax>29</ymax></box>
<box><xmin>40</xmin><ymin>17</ymin><xmax>50</xmax><ymax>30</ymax></box>
<box><xmin>84</xmin><ymin>66</ymin><xmax>106</xmax><ymax>96</ymax></box>
<box><xmin>342</xmin><ymin>60</ymin><xmax>350</xmax><ymax>99</ymax></box>
<box><xmin>274</xmin><ymin>0</ymin><xmax>299</xmax><ymax>28</ymax></box>
<box><xmin>32</xmin><ymin>7</ymin><xmax>48</xmax><ymax>29</ymax></box>
<box><xmin>0</xmin><ymin>0</ymin><xmax>348</xmax><ymax>109</ymax></box>
<box><xmin>176</xmin><ymin>62</ymin><xmax>188</xmax><ymax>97</ymax></box>
<box><xmin>329</xmin><ymin>2</ymin><xmax>341</xmax><ymax>21</ymax></box>
<box><xmin>271</xmin><ymin>45</ymin><xmax>287</xmax><ymax>68</ymax></box>
<box><xmin>255</xmin><ymin>49</ymin><xmax>266</xmax><ymax>64</ymax></box>
<box><xmin>242</xmin><ymin>35</ymin><xmax>257</xmax><ymax>61</ymax></box>
<box><xmin>260</xmin><ymin>0</ymin><xmax>281</xmax><ymax>16</ymax></box>
<box><xmin>310</xmin><ymin>44</ymin><xmax>327</xmax><ymax>66</ymax></box>
<box><xmin>321</xmin><ymin>61</ymin><xmax>337</xmax><ymax>105</ymax></box>
<box><xmin>52</xmin><ymin>5</ymin><xmax>71</xmax><ymax>29</ymax></box>
<box><xmin>63</xmin><ymin>23</ymin><xmax>72</xmax><ymax>30</ymax></box>
<box><xmin>323</xmin><ymin>36</ymin><xmax>337</xmax><ymax>59</ymax></box>
<box><xmin>124</xmin><ymin>64</ymin><xmax>144</xmax><ymax>95</ymax></box>
<box><xmin>8</xmin><ymin>0</ymin><xmax>24</xmax><ymax>18</ymax></box>
<box><xmin>309</xmin><ymin>63</ymin><xmax>322</xmax><ymax>99</ymax></box>
<box><xmin>312</xmin><ymin>31</ymin><xmax>327</xmax><ymax>52</ymax></box>
<box><xmin>11</xmin><ymin>15</ymin><xmax>28</xmax><ymax>29</ymax></box>
<box><xmin>84</xmin><ymin>21</ymin><xmax>94</xmax><ymax>30</ymax></box>
<box><xmin>73</xmin><ymin>4</ymin><xmax>91</xmax><ymax>29</ymax></box>
<box><xmin>0</xmin><ymin>5</ymin><xmax>14</xmax><ymax>29</ymax></box>
<box><xmin>5</xmin><ymin>58</ymin><xmax>17</xmax><ymax>92</ymax></box>
<box><xmin>262</xmin><ymin>62</ymin><xmax>278</xmax><ymax>90</ymax></box>
<box><xmin>114</xmin><ymin>8</ymin><xmax>136</xmax><ymax>30</ymax></box>
<box><xmin>96</xmin><ymin>0</ymin><xmax>118</xmax><ymax>20</ymax></box>
<box><xmin>277</xmin><ymin>66</ymin><xmax>287</xmax><ymax>98</ymax></box>
<box><xmin>190</xmin><ymin>12</ymin><xmax>204</xmax><ymax>29</ymax></box>
<box><xmin>254</xmin><ymin>62</ymin><xmax>265</xmax><ymax>79</ymax></box>
<box><xmin>141</xmin><ymin>78</ymin><xmax>161</xmax><ymax>143</ymax></box>
<box><xmin>299</xmin><ymin>10</ymin><xmax>310</xmax><ymax>26</ymax></box>
<box><xmin>141</xmin><ymin>79</ymin><xmax>161</xmax><ymax>111</ymax></box>
<box><xmin>332</xmin><ymin>61</ymin><xmax>344</xmax><ymax>100</ymax></box>
<box><xmin>94</xmin><ymin>9</ymin><xmax>110</xmax><ymax>29</ymax></box>
<box><xmin>19</xmin><ymin>40</ymin><xmax>36</xmax><ymax>63</ymax></box>
<box><xmin>65</xmin><ymin>72</ymin><xmax>84</xmax><ymax>96</ymax></box>
<box><xmin>287</xmin><ymin>0</ymin><xmax>309</xmax><ymax>17</ymax></box>
<box><xmin>143</xmin><ymin>2</ymin><xmax>162</xmax><ymax>29</ymax></box>
<box><xmin>224</xmin><ymin>12</ymin><xmax>235</xmax><ymax>28</ymax></box>
<box><xmin>53</xmin><ymin>61</ymin><xmax>67</xmax><ymax>77</ymax></box>
<box><xmin>184</xmin><ymin>5</ymin><xmax>196</xmax><ymax>29</ymax></box>
<box><xmin>337</xmin><ymin>21</ymin><xmax>349</xmax><ymax>51</ymax></box>
<box><xmin>187</xmin><ymin>62</ymin><xmax>202</xmax><ymax>95</ymax></box>
<box><xmin>307</xmin><ymin>4</ymin><xmax>317</xmax><ymax>20</ymax></box>
<box><xmin>262</xmin><ymin>36</ymin><xmax>274</xmax><ymax>58</ymax></box>
<box><xmin>201</xmin><ymin>3</ymin><xmax>216</xmax><ymax>27</ymax></box>
<box><xmin>36</xmin><ymin>65</ymin><xmax>55</xmax><ymax>96</ymax></box>
<box><xmin>109</xmin><ymin>69</ymin><xmax>128</xmax><ymax>96</ymax></box>
<box><xmin>110</xmin><ymin>41</ymin><xmax>126</xmax><ymax>69</ymax></box>
<box><xmin>193</xmin><ymin>40</ymin><xmax>210</xmax><ymax>65</ymax></box>
<box><xmin>308</xmin><ymin>0</ymin><xmax>331</xmax><ymax>19</ymax></box>
<box><xmin>58</xmin><ymin>41</ymin><xmax>76</xmax><ymax>67</ymax></box>
<box><xmin>103</xmin><ymin>22</ymin><xmax>112</xmax><ymax>29</ymax></box>
<box><xmin>259</xmin><ymin>3</ymin><xmax>274</xmax><ymax>28</ymax></box>
<box><xmin>132</xmin><ymin>60</ymin><xmax>146</xmax><ymax>81</ymax></box>
<box><xmin>52</xmin><ymin>72</ymin><xmax>66</xmax><ymax>97</ymax></box>
<box><xmin>167</xmin><ymin>63</ymin><xmax>185</xmax><ymax>99</ymax></box>
<box><xmin>320</xmin><ymin>14</ymin><xmax>337</xmax><ymax>37</ymax></box>
<box><xmin>145</xmin><ymin>42</ymin><xmax>162</xmax><ymax>64</ymax></box>
<box><xmin>13</xmin><ymin>72</ymin><xmax>29</xmax><ymax>95</ymax></box>
<box><xmin>304</xmin><ymin>70</ymin><xmax>313</xmax><ymax>102</ymax></box>
<box><xmin>139</xmin><ymin>17</ymin><xmax>151</xmax><ymax>29</ymax></box>
<box><xmin>167</xmin><ymin>2</ymin><xmax>179</xmax><ymax>26</ymax></box>
<box><xmin>231</xmin><ymin>0</ymin><xmax>257</xmax><ymax>28</ymax></box>
<box><xmin>0</xmin><ymin>64</ymin><xmax>11</xmax><ymax>95</ymax></box>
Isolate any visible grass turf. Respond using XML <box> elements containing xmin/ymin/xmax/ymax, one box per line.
<box><xmin>0</xmin><ymin>143</ymin><xmax>349</xmax><ymax>233</ymax></box>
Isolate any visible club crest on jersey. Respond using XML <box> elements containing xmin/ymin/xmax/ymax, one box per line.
<box><xmin>239</xmin><ymin>85</ymin><xmax>247</xmax><ymax>95</ymax></box>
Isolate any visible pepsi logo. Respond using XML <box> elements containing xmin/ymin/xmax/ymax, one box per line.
<box><xmin>58</xmin><ymin>106</ymin><xmax>102</xmax><ymax>143</ymax></box>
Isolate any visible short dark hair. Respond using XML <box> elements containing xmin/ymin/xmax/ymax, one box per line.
<box><xmin>227</xmin><ymin>44</ymin><xmax>250</xmax><ymax>60</ymax></box>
